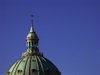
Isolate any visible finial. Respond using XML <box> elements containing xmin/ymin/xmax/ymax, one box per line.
<box><xmin>30</xmin><ymin>14</ymin><xmax>34</xmax><ymax>26</ymax></box>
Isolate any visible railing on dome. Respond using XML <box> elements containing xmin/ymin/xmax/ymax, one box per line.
<box><xmin>22</xmin><ymin>52</ymin><xmax>43</xmax><ymax>57</ymax></box>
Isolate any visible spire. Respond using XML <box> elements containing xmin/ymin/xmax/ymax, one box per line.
<box><xmin>30</xmin><ymin>14</ymin><xmax>34</xmax><ymax>32</ymax></box>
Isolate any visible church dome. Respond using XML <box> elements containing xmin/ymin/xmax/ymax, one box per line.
<box><xmin>5</xmin><ymin>56</ymin><xmax>60</xmax><ymax>75</ymax></box>
<box><xmin>5</xmin><ymin>15</ymin><xmax>61</xmax><ymax>75</ymax></box>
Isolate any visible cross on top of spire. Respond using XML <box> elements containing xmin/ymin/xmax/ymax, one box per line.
<box><xmin>30</xmin><ymin>14</ymin><xmax>34</xmax><ymax>26</ymax></box>
<box><xmin>30</xmin><ymin>14</ymin><xmax>34</xmax><ymax>32</ymax></box>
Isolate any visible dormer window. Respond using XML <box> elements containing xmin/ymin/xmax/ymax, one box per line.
<box><xmin>46</xmin><ymin>68</ymin><xmax>50</xmax><ymax>73</ymax></box>
<box><xmin>18</xmin><ymin>70</ymin><xmax>22</xmax><ymax>73</ymax></box>
<box><xmin>32</xmin><ymin>69</ymin><xmax>37</xmax><ymax>72</ymax></box>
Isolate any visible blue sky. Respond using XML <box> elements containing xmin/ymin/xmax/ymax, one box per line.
<box><xmin>0</xmin><ymin>0</ymin><xmax>100</xmax><ymax>75</ymax></box>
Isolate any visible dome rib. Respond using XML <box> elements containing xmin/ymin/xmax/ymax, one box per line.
<box><xmin>25</xmin><ymin>57</ymin><xmax>30</xmax><ymax>75</ymax></box>
<box><xmin>44</xmin><ymin>57</ymin><xmax>61</xmax><ymax>75</ymax></box>
<box><xmin>14</xmin><ymin>58</ymin><xmax>23</xmax><ymax>75</ymax></box>
<box><xmin>29</xmin><ymin>57</ymin><xmax>32</xmax><ymax>75</ymax></box>
<box><xmin>41</xmin><ymin>57</ymin><xmax>58</xmax><ymax>75</ymax></box>
<box><xmin>7</xmin><ymin>59</ymin><xmax>20</xmax><ymax>75</ymax></box>
<box><xmin>6</xmin><ymin>56</ymin><xmax>61</xmax><ymax>75</ymax></box>
<box><xmin>35</xmin><ymin>56</ymin><xmax>39</xmax><ymax>75</ymax></box>
<box><xmin>39</xmin><ymin>57</ymin><xmax>49</xmax><ymax>75</ymax></box>
<box><xmin>44</xmin><ymin>57</ymin><xmax>58</xmax><ymax>70</ymax></box>
<box><xmin>23</xmin><ymin>57</ymin><xmax>29</xmax><ymax>75</ymax></box>
<box><xmin>27</xmin><ymin>57</ymin><xmax>31</xmax><ymax>75</ymax></box>
<box><xmin>37</xmin><ymin>56</ymin><xmax>45</xmax><ymax>75</ymax></box>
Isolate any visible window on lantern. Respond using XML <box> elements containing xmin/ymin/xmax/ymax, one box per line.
<box><xmin>30</xmin><ymin>42</ymin><xmax>32</xmax><ymax>47</ymax></box>
<box><xmin>34</xmin><ymin>41</ymin><xmax>37</xmax><ymax>44</ymax></box>
<box><xmin>29</xmin><ymin>42</ymin><xmax>30</xmax><ymax>48</ymax></box>
<box><xmin>32</xmin><ymin>42</ymin><xmax>33</xmax><ymax>47</ymax></box>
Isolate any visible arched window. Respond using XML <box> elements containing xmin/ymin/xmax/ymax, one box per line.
<box><xmin>29</xmin><ymin>42</ymin><xmax>30</xmax><ymax>48</ymax></box>
<box><xmin>47</xmin><ymin>68</ymin><xmax>50</xmax><ymax>73</ymax></box>
<box><xmin>32</xmin><ymin>69</ymin><xmax>38</xmax><ymax>74</ymax></box>
<box><xmin>34</xmin><ymin>41</ymin><xmax>37</xmax><ymax>44</ymax></box>
<box><xmin>18</xmin><ymin>70</ymin><xmax>22</xmax><ymax>74</ymax></box>
<box><xmin>32</xmin><ymin>42</ymin><xmax>33</xmax><ymax>47</ymax></box>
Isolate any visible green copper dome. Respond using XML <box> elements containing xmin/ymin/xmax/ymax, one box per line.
<box><xmin>5</xmin><ymin>56</ymin><xmax>60</xmax><ymax>75</ymax></box>
<box><xmin>5</xmin><ymin>15</ymin><xmax>61</xmax><ymax>75</ymax></box>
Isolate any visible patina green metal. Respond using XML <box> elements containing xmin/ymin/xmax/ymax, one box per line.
<box><xmin>5</xmin><ymin>56</ymin><xmax>61</xmax><ymax>75</ymax></box>
<box><xmin>5</xmin><ymin>16</ymin><xmax>61</xmax><ymax>75</ymax></box>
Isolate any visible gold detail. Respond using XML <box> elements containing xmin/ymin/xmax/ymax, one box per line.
<box><xmin>22</xmin><ymin>52</ymin><xmax>43</xmax><ymax>57</ymax></box>
<box><xmin>27</xmin><ymin>48</ymin><xmax>33</xmax><ymax>50</ymax></box>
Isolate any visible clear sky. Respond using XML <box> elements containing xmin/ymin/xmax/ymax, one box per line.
<box><xmin>0</xmin><ymin>0</ymin><xmax>100</xmax><ymax>75</ymax></box>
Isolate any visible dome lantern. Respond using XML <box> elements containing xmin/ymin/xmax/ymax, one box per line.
<box><xmin>23</xmin><ymin>14</ymin><xmax>41</xmax><ymax>57</ymax></box>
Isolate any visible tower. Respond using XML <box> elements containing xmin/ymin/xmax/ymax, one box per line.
<box><xmin>5</xmin><ymin>15</ymin><xmax>61</xmax><ymax>75</ymax></box>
